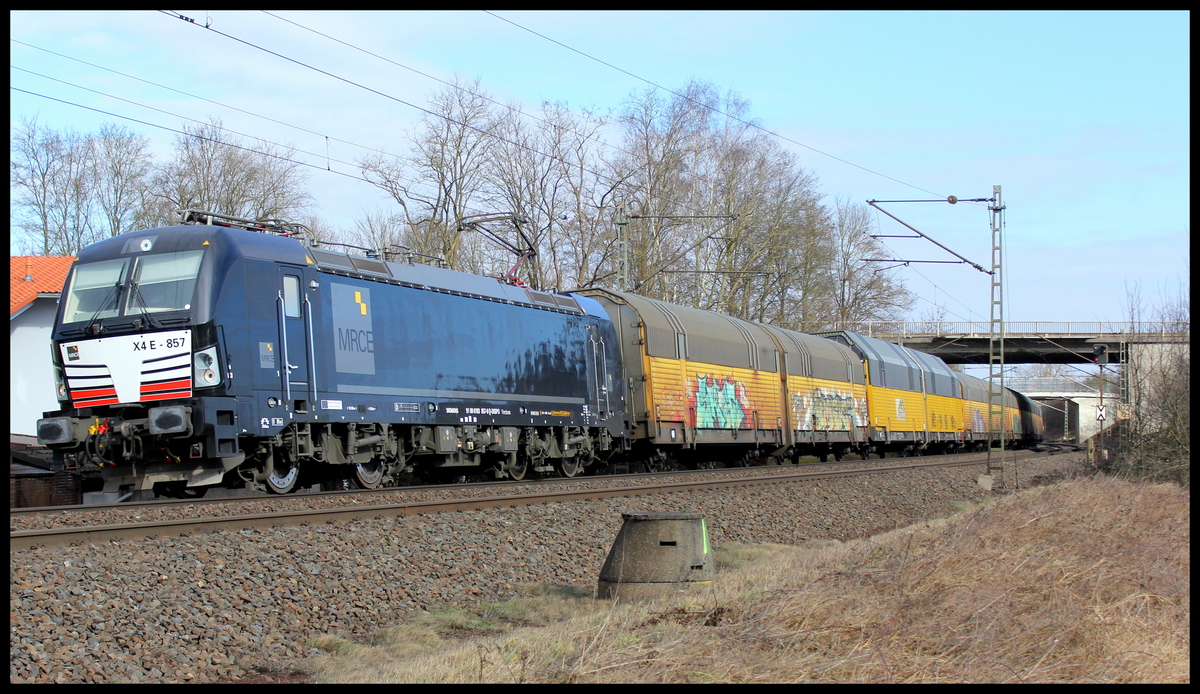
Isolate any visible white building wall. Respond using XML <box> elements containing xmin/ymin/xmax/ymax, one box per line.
<box><xmin>10</xmin><ymin>298</ymin><xmax>60</xmax><ymax>435</ymax></box>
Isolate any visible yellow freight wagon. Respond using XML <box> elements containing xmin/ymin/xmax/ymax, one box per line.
<box><xmin>760</xmin><ymin>324</ymin><xmax>869</xmax><ymax>462</ymax></box>
<box><xmin>578</xmin><ymin>290</ymin><xmax>869</xmax><ymax>466</ymax></box>
<box><xmin>818</xmin><ymin>331</ymin><xmax>970</xmax><ymax>455</ymax></box>
<box><xmin>957</xmin><ymin>372</ymin><xmax>1022</xmax><ymax>449</ymax></box>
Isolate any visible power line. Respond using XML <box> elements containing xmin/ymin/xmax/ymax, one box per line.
<box><xmin>255</xmin><ymin>11</ymin><xmax>987</xmax><ymax>317</ymax></box>
<box><xmin>11</xmin><ymin>66</ymin><xmax>369</xmax><ymax>175</ymax></box>
<box><xmin>482</xmin><ymin>10</ymin><xmax>948</xmax><ymax>200</ymax></box>
<box><xmin>159</xmin><ymin>10</ymin><xmax>657</xmax><ymax>216</ymax></box>
<box><xmin>10</xmin><ymin>38</ymin><xmax>437</xmax><ymax>200</ymax></box>
<box><xmin>12</xmin><ymin>85</ymin><xmax>535</xmax><ymax>260</ymax></box>
<box><xmin>10</xmin><ymin>84</ymin><xmax>503</xmax><ymax>225</ymax></box>
<box><xmin>11</xmin><ymin>86</ymin><xmax>370</xmax><ymax>185</ymax></box>
<box><xmin>259</xmin><ymin>11</ymin><xmax>621</xmax><ymax>161</ymax></box>
<box><xmin>10</xmin><ymin>39</ymin><xmax>343</xmax><ymax>149</ymax></box>
<box><xmin>14</xmin><ymin>13</ymin><xmax>985</xmax><ymax>314</ymax></box>
<box><xmin>867</xmin><ymin>205</ymin><xmax>987</xmax><ymax>323</ymax></box>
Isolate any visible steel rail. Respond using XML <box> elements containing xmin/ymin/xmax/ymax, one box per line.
<box><xmin>10</xmin><ymin>448</ymin><xmax>1005</xmax><ymax>516</ymax></box>
<box><xmin>11</xmin><ymin>450</ymin><xmax>1052</xmax><ymax>551</ymax></box>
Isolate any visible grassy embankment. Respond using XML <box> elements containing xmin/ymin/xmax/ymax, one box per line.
<box><xmin>301</xmin><ymin>474</ymin><xmax>1189</xmax><ymax>683</ymax></box>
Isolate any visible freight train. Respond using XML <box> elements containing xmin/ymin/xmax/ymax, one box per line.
<box><xmin>36</xmin><ymin>213</ymin><xmax>1043</xmax><ymax>497</ymax></box>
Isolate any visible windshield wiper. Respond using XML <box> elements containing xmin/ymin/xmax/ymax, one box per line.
<box><xmin>126</xmin><ymin>281</ymin><xmax>159</xmax><ymax>330</ymax></box>
<box><xmin>83</xmin><ymin>282</ymin><xmax>124</xmax><ymax>336</ymax></box>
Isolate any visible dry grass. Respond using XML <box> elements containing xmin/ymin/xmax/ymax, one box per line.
<box><xmin>302</xmin><ymin>476</ymin><xmax>1189</xmax><ymax>683</ymax></box>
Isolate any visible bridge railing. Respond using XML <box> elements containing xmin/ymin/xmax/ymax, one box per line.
<box><xmin>828</xmin><ymin>321</ymin><xmax>1190</xmax><ymax>340</ymax></box>
<box><xmin>1002</xmin><ymin>377</ymin><xmax>1100</xmax><ymax>395</ymax></box>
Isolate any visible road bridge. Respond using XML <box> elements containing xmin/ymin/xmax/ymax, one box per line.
<box><xmin>829</xmin><ymin>321</ymin><xmax>1189</xmax><ymax>364</ymax></box>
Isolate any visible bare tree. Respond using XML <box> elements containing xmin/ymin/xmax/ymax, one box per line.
<box><xmin>1113</xmin><ymin>272</ymin><xmax>1190</xmax><ymax>483</ymax></box>
<box><xmin>478</xmin><ymin>102</ymin><xmax>618</xmax><ymax>290</ymax></box>
<box><xmin>146</xmin><ymin>118</ymin><xmax>311</xmax><ymax>227</ymax></box>
<box><xmin>825</xmin><ymin>197</ymin><xmax>914</xmax><ymax>329</ymax></box>
<box><xmin>91</xmin><ymin>123</ymin><xmax>152</xmax><ymax>238</ymax></box>
<box><xmin>608</xmin><ymin>82</ymin><xmax>710</xmax><ymax>299</ymax></box>
<box><xmin>347</xmin><ymin>209</ymin><xmax>408</xmax><ymax>258</ymax></box>
<box><xmin>607</xmin><ymin>80</ymin><xmax>845</xmax><ymax>333</ymax></box>
<box><xmin>360</xmin><ymin>78</ymin><xmax>499</xmax><ymax>271</ymax></box>
<box><xmin>10</xmin><ymin>116</ymin><xmax>98</xmax><ymax>255</ymax></box>
<box><xmin>350</xmin><ymin>76</ymin><xmax>914</xmax><ymax>336</ymax></box>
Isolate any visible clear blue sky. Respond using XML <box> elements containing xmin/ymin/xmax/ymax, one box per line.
<box><xmin>10</xmin><ymin>10</ymin><xmax>1190</xmax><ymax>326</ymax></box>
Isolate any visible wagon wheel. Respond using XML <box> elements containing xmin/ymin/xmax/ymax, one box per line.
<box><xmin>265</xmin><ymin>457</ymin><xmax>299</xmax><ymax>494</ymax></box>
<box><xmin>556</xmin><ymin>456</ymin><xmax>581</xmax><ymax>479</ymax></box>
<box><xmin>353</xmin><ymin>458</ymin><xmax>385</xmax><ymax>489</ymax></box>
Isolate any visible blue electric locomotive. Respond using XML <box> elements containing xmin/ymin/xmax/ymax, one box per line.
<box><xmin>37</xmin><ymin>213</ymin><xmax>628</xmax><ymax>496</ymax></box>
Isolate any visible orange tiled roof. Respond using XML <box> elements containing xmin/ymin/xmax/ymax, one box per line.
<box><xmin>10</xmin><ymin>256</ymin><xmax>76</xmax><ymax>316</ymax></box>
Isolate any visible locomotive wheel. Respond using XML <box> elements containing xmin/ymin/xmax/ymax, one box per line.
<box><xmin>265</xmin><ymin>458</ymin><xmax>299</xmax><ymax>494</ymax></box>
<box><xmin>353</xmin><ymin>459</ymin><xmax>384</xmax><ymax>489</ymax></box>
<box><xmin>557</xmin><ymin>456</ymin><xmax>581</xmax><ymax>478</ymax></box>
<box><xmin>508</xmin><ymin>456</ymin><xmax>529</xmax><ymax>481</ymax></box>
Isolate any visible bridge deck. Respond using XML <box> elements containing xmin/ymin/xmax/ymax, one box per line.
<box><xmin>829</xmin><ymin>321</ymin><xmax>1188</xmax><ymax>364</ymax></box>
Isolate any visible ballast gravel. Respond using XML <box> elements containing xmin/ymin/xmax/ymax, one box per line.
<box><xmin>10</xmin><ymin>454</ymin><xmax>1084</xmax><ymax>683</ymax></box>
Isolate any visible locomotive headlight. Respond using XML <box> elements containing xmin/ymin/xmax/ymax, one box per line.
<box><xmin>53</xmin><ymin>366</ymin><xmax>69</xmax><ymax>402</ymax></box>
<box><xmin>52</xmin><ymin>344</ymin><xmax>69</xmax><ymax>402</ymax></box>
<box><xmin>193</xmin><ymin>346</ymin><xmax>221</xmax><ymax>387</ymax></box>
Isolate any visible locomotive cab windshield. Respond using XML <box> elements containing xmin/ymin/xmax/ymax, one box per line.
<box><xmin>60</xmin><ymin>248</ymin><xmax>205</xmax><ymax>331</ymax></box>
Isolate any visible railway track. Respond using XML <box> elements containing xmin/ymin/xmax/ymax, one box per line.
<box><xmin>11</xmin><ymin>447</ymin><xmax>1061</xmax><ymax>551</ymax></box>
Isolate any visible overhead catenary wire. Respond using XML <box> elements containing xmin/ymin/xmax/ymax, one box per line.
<box><xmin>11</xmin><ymin>66</ymin><xmax>369</xmax><ymax>177</ymax></box>
<box><xmin>19</xmin><ymin>13</ymin><xmax>946</xmax><ymax>234</ymax></box>
<box><xmin>157</xmin><ymin>10</ymin><xmax>709</xmax><ymax>220</ymax></box>
<box><xmin>482</xmin><ymin>9</ymin><xmax>950</xmax><ymax>201</ymax></box>
<box><xmin>9</xmin><ymin>86</ymin><xmax>509</xmax><ymax>233</ymax></box>
<box><xmin>11</xmin><ymin>87</ymin><xmax>369</xmax><ymax>186</ymax></box>
<box><xmin>10</xmin><ymin>40</ymin><xmax>449</xmax><ymax>213</ymax></box>
<box><xmin>10</xmin><ymin>38</ymin><xmax>402</xmax><ymax>163</ymax></box>
<box><xmin>257</xmin><ymin>11</ymin><xmax>620</xmax><ymax>165</ymax></box>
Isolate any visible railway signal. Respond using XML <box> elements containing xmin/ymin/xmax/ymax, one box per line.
<box><xmin>1093</xmin><ymin>343</ymin><xmax>1109</xmax><ymax>364</ymax></box>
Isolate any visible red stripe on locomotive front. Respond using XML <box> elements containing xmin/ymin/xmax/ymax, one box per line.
<box><xmin>141</xmin><ymin>379</ymin><xmax>192</xmax><ymax>393</ymax></box>
<box><xmin>73</xmin><ymin>397</ymin><xmax>120</xmax><ymax>407</ymax></box>
<box><xmin>140</xmin><ymin>390</ymin><xmax>191</xmax><ymax>401</ymax></box>
<box><xmin>69</xmin><ymin>386</ymin><xmax>118</xmax><ymax>400</ymax></box>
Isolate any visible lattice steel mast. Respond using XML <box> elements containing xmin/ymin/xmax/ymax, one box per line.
<box><xmin>986</xmin><ymin>186</ymin><xmax>1007</xmax><ymax>484</ymax></box>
